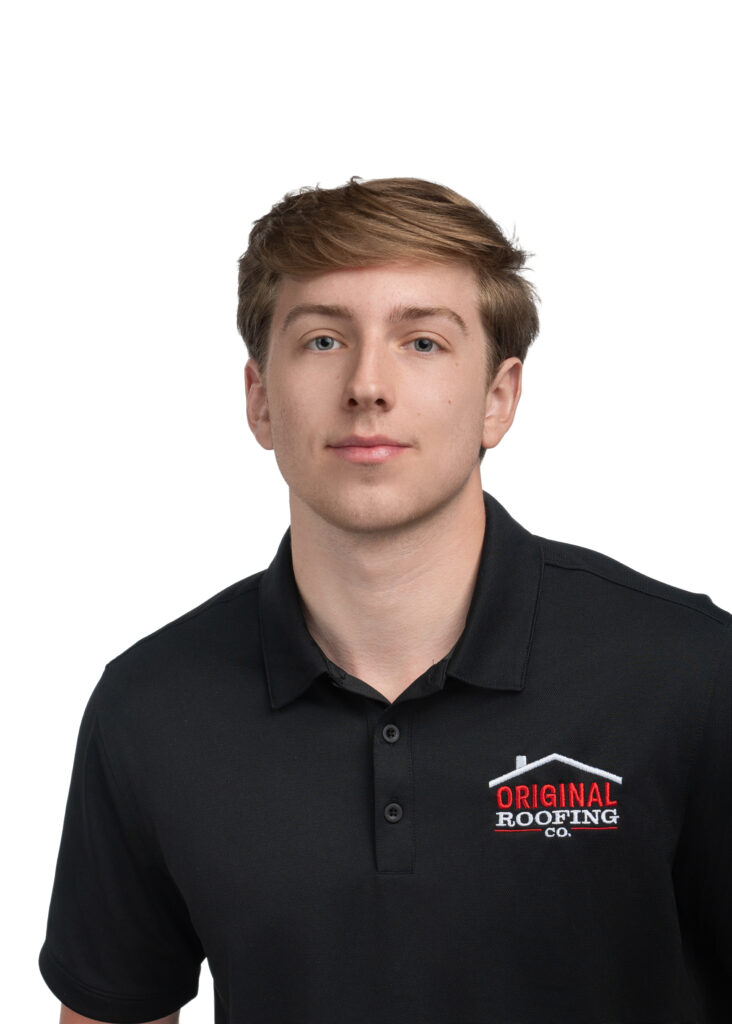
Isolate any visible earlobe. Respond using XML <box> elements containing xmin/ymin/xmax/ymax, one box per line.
<box><xmin>482</xmin><ymin>358</ymin><xmax>523</xmax><ymax>451</ymax></box>
<box><xmin>244</xmin><ymin>358</ymin><xmax>274</xmax><ymax>451</ymax></box>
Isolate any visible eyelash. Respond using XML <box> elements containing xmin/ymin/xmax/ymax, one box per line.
<box><xmin>305</xmin><ymin>336</ymin><xmax>443</xmax><ymax>353</ymax></box>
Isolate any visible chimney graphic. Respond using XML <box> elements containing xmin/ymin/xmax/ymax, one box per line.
<box><xmin>515</xmin><ymin>755</ymin><xmax>527</xmax><ymax>769</ymax></box>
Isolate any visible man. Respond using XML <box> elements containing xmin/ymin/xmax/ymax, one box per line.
<box><xmin>40</xmin><ymin>177</ymin><xmax>730</xmax><ymax>1024</ymax></box>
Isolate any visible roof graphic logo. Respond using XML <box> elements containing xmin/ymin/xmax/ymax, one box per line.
<box><xmin>489</xmin><ymin>753</ymin><xmax>624</xmax><ymax>838</ymax></box>
<box><xmin>489</xmin><ymin>753</ymin><xmax>623</xmax><ymax>788</ymax></box>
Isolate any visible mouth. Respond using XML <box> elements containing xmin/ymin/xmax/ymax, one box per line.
<box><xmin>327</xmin><ymin>435</ymin><xmax>411</xmax><ymax>465</ymax></box>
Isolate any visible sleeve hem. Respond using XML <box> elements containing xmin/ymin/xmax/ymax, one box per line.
<box><xmin>39</xmin><ymin>943</ymin><xmax>199</xmax><ymax>1023</ymax></box>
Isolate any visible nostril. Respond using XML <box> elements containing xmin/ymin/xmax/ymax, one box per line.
<box><xmin>345</xmin><ymin>394</ymin><xmax>387</xmax><ymax>407</ymax></box>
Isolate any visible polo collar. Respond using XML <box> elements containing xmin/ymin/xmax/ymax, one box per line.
<box><xmin>259</xmin><ymin>490</ymin><xmax>545</xmax><ymax>710</ymax></box>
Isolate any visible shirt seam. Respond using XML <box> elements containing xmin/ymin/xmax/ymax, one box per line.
<box><xmin>41</xmin><ymin>944</ymin><xmax>194</xmax><ymax>1004</ymax></box>
<box><xmin>520</xmin><ymin>539</ymin><xmax>546</xmax><ymax>687</ymax></box>
<box><xmin>543</xmin><ymin>554</ymin><xmax>728</xmax><ymax>625</ymax></box>
<box><xmin>104</xmin><ymin>575</ymin><xmax>263</xmax><ymax>670</ymax></box>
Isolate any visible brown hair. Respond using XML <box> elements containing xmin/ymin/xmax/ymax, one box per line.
<box><xmin>237</xmin><ymin>176</ymin><xmax>539</xmax><ymax>376</ymax></box>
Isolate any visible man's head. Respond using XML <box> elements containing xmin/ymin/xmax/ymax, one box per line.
<box><xmin>238</xmin><ymin>176</ymin><xmax>539</xmax><ymax>393</ymax></box>
<box><xmin>238</xmin><ymin>177</ymin><xmax>539</xmax><ymax>534</ymax></box>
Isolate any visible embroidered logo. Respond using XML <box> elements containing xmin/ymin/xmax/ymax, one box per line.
<box><xmin>488</xmin><ymin>754</ymin><xmax>623</xmax><ymax>838</ymax></box>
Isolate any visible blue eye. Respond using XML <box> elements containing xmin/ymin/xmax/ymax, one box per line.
<box><xmin>411</xmin><ymin>337</ymin><xmax>438</xmax><ymax>353</ymax></box>
<box><xmin>307</xmin><ymin>336</ymin><xmax>341</xmax><ymax>351</ymax></box>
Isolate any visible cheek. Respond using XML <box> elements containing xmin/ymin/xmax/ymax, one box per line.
<box><xmin>429</xmin><ymin>374</ymin><xmax>487</xmax><ymax>432</ymax></box>
<box><xmin>267</xmin><ymin>387</ymin><xmax>319</xmax><ymax>460</ymax></box>
<box><xmin>268</xmin><ymin>398</ymin><xmax>298</xmax><ymax>450</ymax></box>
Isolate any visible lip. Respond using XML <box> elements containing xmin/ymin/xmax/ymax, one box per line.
<box><xmin>330</xmin><ymin>435</ymin><xmax>408</xmax><ymax>448</ymax></box>
<box><xmin>327</xmin><ymin>435</ymin><xmax>411</xmax><ymax>464</ymax></box>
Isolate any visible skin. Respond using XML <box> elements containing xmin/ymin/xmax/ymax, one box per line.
<box><xmin>246</xmin><ymin>260</ymin><xmax>522</xmax><ymax>702</ymax></box>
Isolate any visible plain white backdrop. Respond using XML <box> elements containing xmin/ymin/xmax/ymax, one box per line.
<box><xmin>2</xmin><ymin>1</ymin><xmax>730</xmax><ymax>1020</ymax></box>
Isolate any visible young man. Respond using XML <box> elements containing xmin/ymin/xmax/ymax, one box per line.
<box><xmin>40</xmin><ymin>177</ymin><xmax>731</xmax><ymax>1024</ymax></box>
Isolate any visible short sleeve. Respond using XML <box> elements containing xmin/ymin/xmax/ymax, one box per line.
<box><xmin>38</xmin><ymin>675</ymin><xmax>205</xmax><ymax>1024</ymax></box>
<box><xmin>672</xmin><ymin>624</ymin><xmax>732</xmax><ymax>1023</ymax></box>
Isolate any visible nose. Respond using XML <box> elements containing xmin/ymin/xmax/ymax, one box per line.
<box><xmin>342</xmin><ymin>338</ymin><xmax>395</xmax><ymax>411</ymax></box>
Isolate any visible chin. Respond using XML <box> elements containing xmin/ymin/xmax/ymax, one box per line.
<box><xmin>308</xmin><ymin>493</ymin><xmax>406</xmax><ymax>534</ymax></box>
<box><xmin>301</xmin><ymin>481</ymin><xmax>463</xmax><ymax>536</ymax></box>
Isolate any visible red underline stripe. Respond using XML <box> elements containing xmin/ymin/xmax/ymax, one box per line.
<box><xmin>494</xmin><ymin>826</ymin><xmax>619</xmax><ymax>832</ymax></box>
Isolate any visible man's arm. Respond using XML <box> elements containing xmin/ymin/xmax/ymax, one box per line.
<box><xmin>39</xmin><ymin>683</ymin><xmax>204</xmax><ymax>1023</ymax></box>
<box><xmin>60</xmin><ymin>1006</ymin><xmax>179</xmax><ymax>1024</ymax></box>
<box><xmin>672</xmin><ymin>625</ymin><xmax>732</xmax><ymax>1018</ymax></box>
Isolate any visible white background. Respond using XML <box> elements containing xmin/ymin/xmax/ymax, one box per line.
<box><xmin>3</xmin><ymin>1</ymin><xmax>730</xmax><ymax>1020</ymax></box>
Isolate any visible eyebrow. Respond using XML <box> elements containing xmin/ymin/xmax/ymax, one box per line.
<box><xmin>281</xmin><ymin>302</ymin><xmax>468</xmax><ymax>336</ymax></box>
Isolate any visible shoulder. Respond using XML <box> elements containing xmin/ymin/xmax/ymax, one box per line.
<box><xmin>525</xmin><ymin>532</ymin><xmax>732</xmax><ymax>762</ymax></box>
<box><xmin>91</xmin><ymin>570</ymin><xmax>266</xmax><ymax>722</ymax></box>
<box><xmin>107</xmin><ymin>571</ymin><xmax>265</xmax><ymax>665</ymax></box>
<box><xmin>537</xmin><ymin>532</ymin><xmax>731</xmax><ymax>628</ymax></box>
<box><xmin>532</xmin><ymin>533</ymin><xmax>732</xmax><ymax>695</ymax></box>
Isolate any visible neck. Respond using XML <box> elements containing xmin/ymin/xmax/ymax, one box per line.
<box><xmin>289</xmin><ymin>471</ymin><xmax>486</xmax><ymax>703</ymax></box>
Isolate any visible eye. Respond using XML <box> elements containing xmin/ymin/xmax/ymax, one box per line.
<box><xmin>306</xmin><ymin>335</ymin><xmax>342</xmax><ymax>351</ymax></box>
<box><xmin>409</xmin><ymin>337</ymin><xmax>440</xmax><ymax>353</ymax></box>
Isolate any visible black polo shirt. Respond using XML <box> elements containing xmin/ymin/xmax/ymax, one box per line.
<box><xmin>39</xmin><ymin>491</ymin><xmax>732</xmax><ymax>1024</ymax></box>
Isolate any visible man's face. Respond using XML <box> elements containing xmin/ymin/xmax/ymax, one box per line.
<box><xmin>245</xmin><ymin>260</ymin><xmax>521</xmax><ymax>534</ymax></box>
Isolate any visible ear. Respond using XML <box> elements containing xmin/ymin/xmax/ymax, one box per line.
<box><xmin>244</xmin><ymin>358</ymin><xmax>274</xmax><ymax>450</ymax></box>
<box><xmin>482</xmin><ymin>357</ymin><xmax>523</xmax><ymax>451</ymax></box>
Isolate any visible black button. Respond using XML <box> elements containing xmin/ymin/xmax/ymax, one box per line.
<box><xmin>384</xmin><ymin>802</ymin><xmax>403</xmax><ymax>822</ymax></box>
<box><xmin>382</xmin><ymin>723</ymin><xmax>400</xmax><ymax>743</ymax></box>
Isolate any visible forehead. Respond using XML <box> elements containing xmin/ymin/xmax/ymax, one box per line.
<box><xmin>272</xmin><ymin>260</ymin><xmax>482</xmax><ymax>329</ymax></box>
